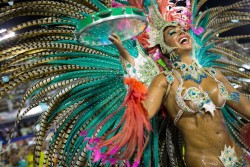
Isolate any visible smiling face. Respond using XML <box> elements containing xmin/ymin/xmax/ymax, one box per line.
<box><xmin>163</xmin><ymin>25</ymin><xmax>192</xmax><ymax>56</ymax></box>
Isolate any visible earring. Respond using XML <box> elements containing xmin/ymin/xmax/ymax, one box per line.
<box><xmin>170</xmin><ymin>51</ymin><xmax>179</xmax><ymax>62</ymax></box>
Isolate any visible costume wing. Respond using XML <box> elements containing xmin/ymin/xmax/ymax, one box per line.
<box><xmin>190</xmin><ymin>0</ymin><xmax>250</xmax><ymax>154</ymax></box>
<box><xmin>191</xmin><ymin>0</ymin><xmax>250</xmax><ymax>92</ymax></box>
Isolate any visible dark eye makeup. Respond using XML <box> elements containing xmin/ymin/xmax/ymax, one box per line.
<box><xmin>168</xmin><ymin>29</ymin><xmax>176</xmax><ymax>36</ymax></box>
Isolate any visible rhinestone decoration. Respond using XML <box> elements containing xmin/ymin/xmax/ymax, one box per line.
<box><xmin>164</xmin><ymin>71</ymin><xmax>174</xmax><ymax>84</ymax></box>
<box><xmin>218</xmin><ymin>145</ymin><xmax>238</xmax><ymax>167</ymax></box>
<box><xmin>2</xmin><ymin>76</ymin><xmax>9</xmax><ymax>83</ymax></box>
<box><xmin>172</xmin><ymin>61</ymin><xmax>207</xmax><ymax>84</ymax></box>
<box><xmin>228</xmin><ymin>92</ymin><xmax>240</xmax><ymax>103</ymax></box>
<box><xmin>121</xmin><ymin>45</ymin><xmax>160</xmax><ymax>86</ymax></box>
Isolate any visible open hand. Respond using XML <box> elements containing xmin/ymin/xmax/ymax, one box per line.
<box><xmin>108</xmin><ymin>33</ymin><xmax>135</xmax><ymax>65</ymax></box>
<box><xmin>108</xmin><ymin>34</ymin><xmax>123</xmax><ymax>48</ymax></box>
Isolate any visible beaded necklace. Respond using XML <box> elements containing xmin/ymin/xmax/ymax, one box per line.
<box><xmin>172</xmin><ymin>61</ymin><xmax>207</xmax><ymax>84</ymax></box>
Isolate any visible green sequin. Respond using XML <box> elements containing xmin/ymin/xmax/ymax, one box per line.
<box><xmin>127</xmin><ymin>64</ymin><xmax>131</xmax><ymax>68</ymax></box>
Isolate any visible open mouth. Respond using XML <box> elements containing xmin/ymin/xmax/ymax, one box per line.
<box><xmin>179</xmin><ymin>37</ymin><xmax>188</xmax><ymax>44</ymax></box>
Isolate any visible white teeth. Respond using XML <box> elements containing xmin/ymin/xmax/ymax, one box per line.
<box><xmin>179</xmin><ymin>37</ymin><xmax>188</xmax><ymax>44</ymax></box>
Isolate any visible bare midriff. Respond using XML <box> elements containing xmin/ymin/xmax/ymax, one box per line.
<box><xmin>179</xmin><ymin>109</ymin><xmax>232</xmax><ymax>167</ymax></box>
<box><xmin>166</xmin><ymin>107</ymin><xmax>247</xmax><ymax>166</ymax></box>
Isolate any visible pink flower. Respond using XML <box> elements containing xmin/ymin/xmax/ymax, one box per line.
<box><xmin>152</xmin><ymin>49</ymin><xmax>162</xmax><ymax>60</ymax></box>
<box><xmin>111</xmin><ymin>0</ymin><xmax>124</xmax><ymax>8</ymax></box>
<box><xmin>186</xmin><ymin>0</ymin><xmax>191</xmax><ymax>9</ymax></box>
<box><xmin>79</xmin><ymin>130</ymin><xmax>87</xmax><ymax>136</ymax></box>
<box><xmin>191</xmin><ymin>26</ymin><xmax>204</xmax><ymax>35</ymax></box>
<box><xmin>93</xmin><ymin>147</ymin><xmax>102</xmax><ymax>162</ymax></box>
<box><xmin>132</xmin><ymin>160</ymin><xmax>140</xmax><ymax>167</ymax></box>
<box><xmin>145</xmin><ymin>27</ymin><xmax>151</xmax><ymax>33</ymax></box>
<box><xmin>110</xmin><ymin>146</ymin><xmax>119</xmax><ymax>155</ymax></box>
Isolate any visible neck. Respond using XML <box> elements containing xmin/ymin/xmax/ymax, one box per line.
<box><xmin>179</xmin><ymin>52</ymin><xmax>193</xmax><ymax>65</ymax></box>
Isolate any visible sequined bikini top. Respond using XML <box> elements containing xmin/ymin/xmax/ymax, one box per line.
<box><xmin>164</xmin><ymin>68</ymin><xmax>237</xmax><ymax>125</ymax></box>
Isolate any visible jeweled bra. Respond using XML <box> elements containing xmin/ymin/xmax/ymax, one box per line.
<box><xmin>164</xmin><ymin>65</ymin><xmax>239</xmax><ymax>125</ymax></box>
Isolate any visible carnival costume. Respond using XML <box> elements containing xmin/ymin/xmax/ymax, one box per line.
<box><xmin>0</xmin><ymin>0</ymin><xmax>250</xmax><ymax>166</ymax></box>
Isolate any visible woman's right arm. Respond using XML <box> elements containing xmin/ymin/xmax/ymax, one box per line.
<box><xmin>143</xmin><ymin>73</ymin><xmax>168</xmax><ymax>118</ymax></box>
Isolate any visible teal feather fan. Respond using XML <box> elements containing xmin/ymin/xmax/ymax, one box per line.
<box><xmin>222</xmin><ymin>105</ymin><xmax>250</xmax><ymax>151</ymax></box>
<box><xmin>190</xmin><ymin>8</ymin><xmax>223</xmax><ymax>68</ymax></box>
<box><xmin>190</xmin><ymin>0</ymin><xmax>250</xmax><ymax>158</ymax></box>
<box><xmin>0</xmin><ymin>1</ymin><xmax>132</xmax><ymax>166</ymax></box>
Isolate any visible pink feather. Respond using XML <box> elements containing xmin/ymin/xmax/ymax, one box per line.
<box><xmin>86</xmin><ymin>78</ymin><xmax>151</xmax><ymax>167</ymax></box>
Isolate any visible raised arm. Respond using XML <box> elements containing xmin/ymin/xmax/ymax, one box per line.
<box><xmin>109</xmin><ymin>34</ymin><xmax>135</xmax><ymax>65</ymax></box>
<box><xmin>109</xmin><ymin>35</ymin><xmax>168</xmax><ymax>118</ymax></box>
<box><xmin>216</xmin><ymin>70</ymin><xmax>250</xmax><ymax>119</ymax></box>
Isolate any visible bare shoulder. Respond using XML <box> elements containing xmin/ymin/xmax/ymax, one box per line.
<box><xmin>206</xmin><ymin>67</ymin><xmax>227</xmax><ymax>82</ymax></box>
<box><xmin>214</xmin><ymin>69</ymin><xmax>233</xmax><ymax>86</ymax></box>
<box><xmin>150</xmin><ymin>72</ymin><xmax>169</xmax><ymax>89</ymax></box>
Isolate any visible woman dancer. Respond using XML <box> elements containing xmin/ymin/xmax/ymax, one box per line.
<box><xmin>109</xmin><ymin>24</ymin><xmax>250</xmax><ymax>166</ymax></box>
